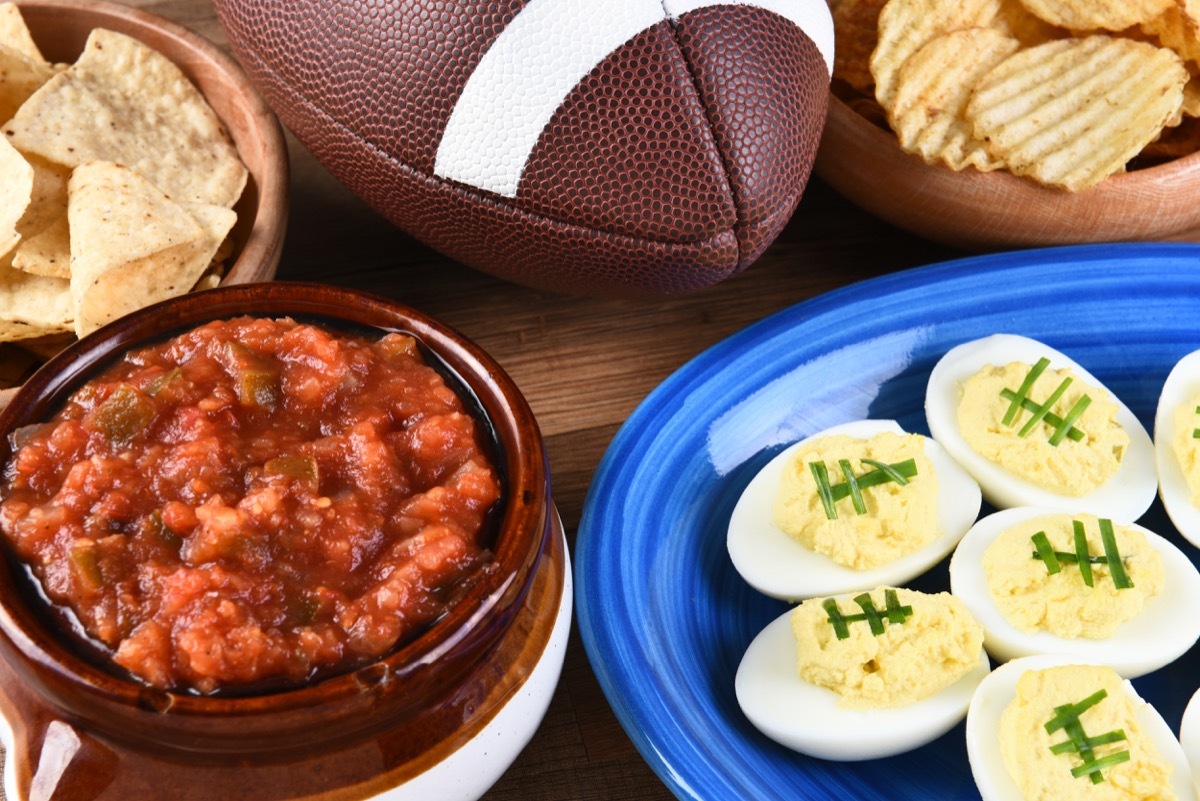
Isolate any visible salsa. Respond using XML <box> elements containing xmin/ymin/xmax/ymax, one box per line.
<box><xmin>0</xmin><ymin>317</ymin><xmax>501</xmax><ymax>694</ymax></box>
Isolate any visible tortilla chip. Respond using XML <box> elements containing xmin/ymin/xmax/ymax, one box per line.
<box><xmin>4</xmin><ymin>28</ymin><xmax>247</xmax><ymax>208</ymax></box>
<box><xmin>0</xmin><ymin>249</ymin><xmax>72</xmax><ymax>341</ymax></box>
<box><xmin>0</xmin><ymin>133</ymin><xmax>32</xmax><ymax>258</ymax></box>
<box><xmin>0</xmin><ymin>42</ymin><xmax>56</xmax><ymax>124</ymax></box>
<box><xmin>15</xmin><ymin>153</ymin><xmax>67</xmax><ymax>234</ymax></box>
<box><xmin>69</xmin><ymin>162</ymin><xmax>235</xmax><ymax>337</ymax></box>
<box><xmin>13</xmin><ymin>212</ymin><xmax>68</xmax><ymax>278</ymax></box>
<box><xmin>0</xmin><ymin>3</ymin><xmax>46</xmax><ymax>65</ymax></box>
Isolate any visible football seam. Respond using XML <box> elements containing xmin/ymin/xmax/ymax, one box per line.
<box><xmin>239</xmin><ymin>45</ymin><xmax>745</xmax><ymax>259</ymax></box>
<box><xmin>660</xmin><ymin>6</ymin><xmax>745</xmax><ymax>265</ymax></box>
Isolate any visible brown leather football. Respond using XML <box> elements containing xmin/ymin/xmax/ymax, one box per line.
<box><xmin>213</xmin><ymin>0</ymin><xmax>833</xmax><ymax>297</ymax></box>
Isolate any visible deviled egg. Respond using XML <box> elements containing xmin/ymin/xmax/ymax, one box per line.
<box><xmin>1155</xmin><ymin>347</ymin><xmax>1200</xmax><ymax>548</ymax></box>
<box><xmin>950</xmin><ymin>507</ymin><xmax>1200</xmax><ymax>678</ymax></box>
<box><xmin>926</xmin><ymin>334</ymin><xmax>1156</xmax><ymax>520</ymax></box>
<box><xmin>736</xmin><ymin>586</ymin><xmax>989</xmax><ymax>761</ymax></box>
<box><xmin>727</xmin><ymin>419</ymin><xmax>981</xmax><ymax>600</ymax></box>
<box><xmin>967</xmin><ymin>655</ymin><xmax>1195</xmax><ymax>801</ymax></box>
<box><xmin>1180</xmin><ymin>686</ymin><xmax>1200</xmax><ymax>797</ymax></box>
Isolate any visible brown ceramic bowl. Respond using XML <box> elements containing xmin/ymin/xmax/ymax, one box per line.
<box><xmin>0</xmin><ymin>0</ymin><xmax>289</xmax><ymax>406</ymax></box>
<box><xmin>815</xmin><ymin>92</ymin><xmax>1200</xmax><ymax>249</ymax></box>
<box><xmin>0</xmin><ymin>283</ymin><xmax>569</xmax><ymax>800</ymax></box>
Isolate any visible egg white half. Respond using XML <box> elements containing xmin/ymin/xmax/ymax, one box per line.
<box><xmin>727</xmin><ymin>419</ymin><xmax>982</xmax><ymax>601</ymax></box>
<box><xmin>1180</xmin><ymin>686</ymin><xmax>1200</xmax><ymax>798</ymax></box>
<box><xmin>926</xmin><ymin>334</ymin><xmax>1156</xmax><ymax>521</ymax></box>
<box><xmin>1155</xmin><ymin>348</ymin><xmax>1200</xmax><ymax>548</ymax></box>
<box><xmin>966</xmin><ymin>654</ymin><xmax>1196</xmax><ymax>801</ymax></box>
<box><xmin>735</xmin><ymin>605</ymin><xmax>990</xmax><ymax>761</ymax></box>
<box><xmin>950</xmin><ymin>507</ymin><xmax>1200</xmax><ymax>678</ymax></box>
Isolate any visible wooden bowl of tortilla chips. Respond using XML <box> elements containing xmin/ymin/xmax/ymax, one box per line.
<box><xmin>0</xmin><ymin>0</ymin><xmax>288</xmax><ymax>406</ymax></box>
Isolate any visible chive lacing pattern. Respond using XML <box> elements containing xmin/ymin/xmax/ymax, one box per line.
<box><xmin>1030</xmin><ymin>518</ymin><xmax>1133</xmax><ymax>589</ymax></box>
<box><xmin>999</xmin><ymin>357</ymin><xmax>1090</xmax><ymax>446</ymax></box>
<box><xmin>1045</xmin><ymin>689</ymin><xmax>1130</xmax><ymax>784</ymax></box>
<box><xmin>808</xmin><ymin>458</ymin><xmax>918</xmax><ymax>520</ymax></box>
<box><xmin>823</xmin><ymin>590</ymin><xmax>913</xmax><ymax>640</ymax></box>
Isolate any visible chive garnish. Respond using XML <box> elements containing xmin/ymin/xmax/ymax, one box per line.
<box><xmin>1044</xmin><ymin>687</ymin><xmax>1130</xmax><ymax>784</ymax></box>
<box><xmin>1074</xmin><ymin>520</ymin><xmax>1094</xmax><ymax>588</ymax></box>
<box><xmin>998</xmin><ymin>357</ymin><xmax>1091</xmax><ymax>445</ymax></box>
<box><xmin>1031</xmin><ymin>532</ymin><xmax>1060</xmax><ymax>574</ymax></box>
<box><xmin>883</xmin><ymin>589</ymin><xmax>909</xmax><ymax>625</ymax></box>
<box><xmin>1193</xmin><ymin>404</ymin><xmax>1199</xmax><ymax>438</ymax></box>
<box><xmin>859</xmin><ymin>458</ymin><xmax>911</xmax><ymax>486</ymax></box>
<box><xmin>1003</xmin><ymin>357</ymin><xmax>1050</xmax><ymax>426</ymax></box>
<box><xmin>998</xmin><ymin>390</ymin><xmax>1086</xmax><ymax>442</ymax></box>
<box><xmin>839</xmin><ymin>459</ymin><xmax>867</xmax><ymax>515</ymax></box>
<box><xmin>1032</xmin><ymin>519</ymin><xmax>1132</xmax><ymax>590</ymax></box>
<box><xmin>823</xmin><ymin>591</ymin><xmax>913</xmax><ymax>640</ymax></box>
<box><xmin>1099</xmin><ymin>518</ymin><xmax>1134</xmax><ymax>590</ymax></box>
<box><xmin>1070</xmin><ymin>750</ymin><xmax>1131</xmax><ymax>780</ymax></box>
<box><xmin>854</xmin><ymin>592</ymin><xmax>886</xmax><ymax>636</ymax></box>
<box><xmin>810</xmin><ymin>461</ymin><xmax>837</xmax><ymax>520</ymax></box>
<box><xmin>1045</xmin><ymin>689</ymin><xmax>1108</xmax><ymax>734</ymax></box>
<box><xmin>823</xmin><ymin>598</ymin><xmax>849</xmax><ymax>640</ymax></box>
<box><xmin>1049</xmin><ymin>394</ymin><xmax>1091</xmax><ymax>446</ymax></box>
<box><xmin>1049</xmin><ymin>729</ymin><xmax>1127</xmax><ymax>754</ymax></box>
<box><xmin>808</xmin><ymin>458</ymin><xmax>918</xmax><ymax>520</ymax></box>
<box><xmin>1018</xmin><ymin>375</ymin><xmax>1073</xmax><ymax>438</ymax></box>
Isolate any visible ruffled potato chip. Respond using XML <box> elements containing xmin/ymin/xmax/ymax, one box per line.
<box><xmin>889</xmin><ymin>27</ymin><xmax>1020</xmax><ymax>171</ymax></box>
<box><xmin>5</xmin><ymin>28</ymin><xmax>247</xmax><ymax>208</ymax></box>
<box><xmin>1141</xmin><ymin>3</ymin><xmax>1200</xmax><ymax>67</ymax></box>
<box><xmin>871</xmin><ymin>0</ymin><xmax>1004</xmax><ymax>108</ymax></box>
<box><xmin>966</xmin><ymin>35</ymin><xmax>1187</xmax><ymax>191</ymax></box>
<box><xmin>68</xmin><ymin>162</ymin><xmax>236</xmax><ymax>337</ymax></box>
<box><xmin>1017</xmin><ymin>0</ymin><xmax>1174</xmax><ymax>32</ymax></box>
<box><xmin>993</xmin><ymin>0</ymin><xmax>1066</xmax><ymax>46</ymax></box>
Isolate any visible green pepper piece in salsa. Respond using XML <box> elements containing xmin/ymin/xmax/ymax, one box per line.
<box><xmin>91</xmin><ymin>384</ymin><xmax>155</xmax><ymax>447</ymax></box>
<box><xmin>225</xmin><ymin>342</ymin><xmax>280</xmax><ymax>410</ymax></box>
<box><xmin>264</xmin><ymin>455</ymin><xmax>319</xmax><ymax>485</ymax></box>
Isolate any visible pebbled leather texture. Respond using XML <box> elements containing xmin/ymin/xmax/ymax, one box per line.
<box><xmin>213</xmin><ymin>0</ymin><xmax>830</xmax><ymax>297</ymax></box>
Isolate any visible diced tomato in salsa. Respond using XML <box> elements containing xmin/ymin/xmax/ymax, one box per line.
<box><xmin>0</xmin><ymin>317</ymin><xmax>500</xmax><ymax>694</ymax></box>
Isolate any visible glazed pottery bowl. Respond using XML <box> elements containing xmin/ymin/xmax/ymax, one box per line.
<box><xmin>0</xmin><ymin>283</ymin><xmax>569</xmax><ymax>801</ymax></box>
<box><xmin>815</xmin><ymin>92</ymin><xmax>1200</xmax><ymax>250</ymax></box>
<box><xmin>0</xmin><ymin>0</ymin><xmax>289</xmax><ymax>407</ymax></box>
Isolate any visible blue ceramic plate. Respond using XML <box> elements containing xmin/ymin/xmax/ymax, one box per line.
<box><xmin>575</xmin><ymin>243</ymin><xmax>1200</xmax><ymax>801</ymax></box>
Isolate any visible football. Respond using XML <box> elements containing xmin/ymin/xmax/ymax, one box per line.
<box><xmin>213</xmin><ymin>0</ymin><xmax>833</xmax><ymax>297</ymax></box>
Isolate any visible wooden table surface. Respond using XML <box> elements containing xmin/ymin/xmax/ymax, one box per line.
<box><xmin>3</xmin><ymin>1</ymin><xmax>991</xmax><ymax>799</ymax></box>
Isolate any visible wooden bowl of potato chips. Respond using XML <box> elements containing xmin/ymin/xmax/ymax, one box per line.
<box><xmin>816</xmin><ymin>0</ymin><xmax>1200</xmax><ymax>249</ymax></box>
<box><xmin>0</xmin><ymin>0</ymin><xmax>287</xmax><ymax>405</ymax></box>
